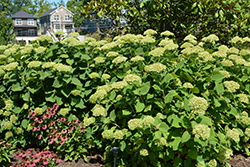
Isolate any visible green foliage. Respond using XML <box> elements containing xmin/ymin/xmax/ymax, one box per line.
<box><xmin>0</xmin><ymin>12</ymin><xmax>15</xmax><ymax>45</ymax></box>
<box><xmin>1</xmin><ymin>30</ymin><xmax>250</xmax><ymax>166</ymax></box>
<box><xmin>82</xmin><ymin>0</ymin><xmax>250</xmax><ymax>43</ymax></box>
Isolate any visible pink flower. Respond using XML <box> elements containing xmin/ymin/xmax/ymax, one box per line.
<box><xmin>61</xmin><ymin>117</ymin><xmax>66</xmax><ymax>122</ymax></box>
<box><xmin>36</xmin><ymin>126</ymin><xmax>41</xmax><ymax>131</ymax></box>
<box><xmin>42</xmin><ymin>125</ymin><xmax>47</xmax><ymax>130</ymax></box>
<box><xmin>29</xmin><ymin>110</ymin><xmax>34</xmax><ymax>114</ymax></box>
<box><xmin>32</xmin><ymin>112</ymin><xmax>37</xmax><ymax>117</ymax></box>
<box><xmin>63</xmin><ymin>136</ymin><xmax>68</xmax><ymax>141</ymax></box>
<box><xmin>38</xmin><ymin>119</ymin><xmax>43</xmax><ymax>124</ymax></box>
<box><xmin>57</xmin><ymin>118</ymin><xmax>60</xmax><ymax>122</ymax></box>
<box><xmin>68</xmin><ymin>127</ymin><xmax>72</xmax><ymax>133</ymax></box>
<box><xmin>50</xmin><ymin>111</ymin><xmax>56</xmax><ymax>116</ymax></box>
<box><xmin>56</xmin><ymin>158</ymin><xmax>62</xmax><ymax>162</ymax></box>
<box><xmin>60</xmin><ymin>136</ymin><xmax>63</xmax><ymax>140</ymax></box>
<box><xmin>61</xmin><ymin>129</ymin><xmax>67</xmax><ymax>134</ymax></box>
<box><xmin>50</xmin><ymin>121</ymin><xmax>55</xmax><ymax>126</ymax></box>
<box><xmin>29</xmin><ymin>116</ymin><xmax>33</xmax><ymax>120</ymax></box>
<box><xmin>33</xmin><ymin>156</ymin><xmax>40</xmax><ymax>163</ymax></box>
<box><xmin>48</xmin><ymin>139</ymin><xmax>53</xmax><ymax>144</ymax></box>
<box><xmin>32</xmin><ymin>122</ymin><xmax>35</xmax><ymax>126</ymax></box>
<box><xmin>38</xmin><ymin>135</ymin><xmax>42</xmax><ymax>140</ymax></box>
<box><xmin>60</xmin><ymin>140</ymin><xmax>65</xmax><ymax>145</ymax></box>
<box><xmin>46</xmin><ymin>107</ymin><xmax>52</xmax><ymax>112</ymax></box>
<box><xmin>43</xmin><ymin>160</ymin><xmax>49</xmax><ymax>165</ymax></box>
<box><xmin>34</xmin><ymin>117</ymin><xmax>38</xmax><ymax>122</ymax></box>
<box><xmin>53</xmin><ymin>103</ymin><xmax>58</xmax><ymax>110</ymax></box>
<box><xmin>32</xmin><ymin>127</ymin><xmax>37</xmax><ymax>131</ymax></box>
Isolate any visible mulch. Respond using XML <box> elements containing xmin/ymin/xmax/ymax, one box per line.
<box><xmin>9</xmin><ymin>148</ymin><xmax>250</xmax><ymax>167</ymax></box>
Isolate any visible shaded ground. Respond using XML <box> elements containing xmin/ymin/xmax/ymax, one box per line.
<box><xmin>9</xmin><ymin>149</ymin><xmax>250</xmax><ymax>167</ymax></box>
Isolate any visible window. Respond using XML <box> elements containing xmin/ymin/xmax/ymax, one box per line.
<box><xmin>28</xmin><ymin>29</ymin><xmax>35</xmax><ymax>36</ymax></box>
<box><xmin>65</xmin><ymin>25</ymin><xmax>72</xmax><ymax>29</ymax></box>
<box><xmin>55</xmin><ymin>24</ymin><xmax>60</xmax><ymax>30</ymax></box>
<box><xmin>54</xmin><ymin>15</ymin><xmax>59</xmax><ymax>21</ymax></box>
<box><xmin>65</xmin><ymin>15</ymin><xmax>71</xmax><ymax>21</ymax></box>
<box><xmin>16</xmin><ymin>30</ymin><xmax>22</xmax><ymax>36</ymax></box>
<box><xmin>16</xmin><ymin>19</ymin><xmax>22</xmax><ymax>25</ymax></box>
<box><xmin>28</xmin><ymin>19</ymin><xmax>34</xmax><ymax>25</ymax></box>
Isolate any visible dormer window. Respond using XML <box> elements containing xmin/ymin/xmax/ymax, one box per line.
<box><xmin>28</xmin><ymin>19</ymin><xmax>34</xmax><ymax>25</ymax></box>
<box><xmin>54</xmin><ymin>15</ymin><xmax>59</xmax><ymax>21</ymax></box>
<box><xmin>16</xmin><ymin>19</ymin><xmax>22</xmax><ymax>25</ymax></box>
<box><xmin>65</xmin><ymin>15</ymin><xmax>71</xmax><ymax>21</ymax></box>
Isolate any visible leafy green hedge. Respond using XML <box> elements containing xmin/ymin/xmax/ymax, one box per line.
<box><xmin>1</xmin><ymin>30</ymin><xmax>250</xmax><ymax>166</ymax></box>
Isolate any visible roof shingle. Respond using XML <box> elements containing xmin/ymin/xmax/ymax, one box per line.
<box><xmin>11</xmin><ymin>10</ymin><xmax>37</xmax><ymax>19</ymax></box>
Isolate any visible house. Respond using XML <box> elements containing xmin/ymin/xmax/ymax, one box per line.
<box><xmin>11</xmin><ymin>10</ymin><xmax>38</xmax><ymax>44</ymax></box>
<box><xmin>39</xmin><ymin>6</ymin><xmax>75</xmax><ymax>36</ymax></box>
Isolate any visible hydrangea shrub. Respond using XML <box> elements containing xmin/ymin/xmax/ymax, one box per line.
<box><xmin>0</xmin><ymin>30</ymin><xmax>250</xmax><ymax>166</ymax></box>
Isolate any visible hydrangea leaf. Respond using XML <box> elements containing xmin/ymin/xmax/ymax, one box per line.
<box><xmin>66</xmin><ymin>59</ymin><xmax>74</xmax><ymax>65</ymax></box>
<box><xmin>139</xmin><ymin>82</ymin><xmax>150</xmax><ymax>95</ymax></box>
<box><xmin>172</xmin><ymin>137</ymin><xmax>181</xmax><ymax>151</ymax></box>
<box><xmin>21</xmin><ymin>119</ymin><xmax>28</xmax><ymax>128</ymax></box>
<box><xmin>165</xmin><ymin>90</ymin><xmax>178</xmax><ymax>103</ymax></box>
<box><xmin>11</xmin><ymin>83</ymin><xmax>23</xmax><ymax>92</ymax></box>
<box><xmin>214</xmin><ymin>82</ymin><xmax>224</xmax><ymax>94</ymax></box>
<box><xmin>122</xmin><ymin>109</ymin><xmax>132</xmax><ymax>116</ymax></box>
<box><xmin>0</xmin><ymin>85</ymin><xmax>5</xmax><ymax>92</ymax></box>
<box><xmin>135</xmin><ymin>101</ymin><xmax>145</xmax><ymax>113</ymax></box>
<box><xmin>75</xmin><ymin>99</ymin><xmax>86</xmax><ymax>109</ymax></box>
<box><xmin>119</xmin><ymin>141</ymin><xmax>126</xmax><ymax>152</ymax></box>
<box><xmin>52</xmin><ymin>78</ymin><xmax>63</xmax><ymax>88</ymax></box>
<box><xmin>71</xmin><ymin>77</ymin><xmax>83</xmax><ymax>86</ymax></box>
<box><xmin>188</xmin><ymin>148</ymin><xmax>198</xmax><ymax>159</ymax></box>
<box><xmin>181</xmin><ymin>131</ymin><xmax>191</xmax><ymax>143</ymax></box>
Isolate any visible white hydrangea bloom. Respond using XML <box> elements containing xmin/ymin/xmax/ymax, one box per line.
<box><xmin>54</xmin><ymin>63</ymin><xmax>72</xmax><ymax>72</ymax></box>
<box><xmin>113</xmin><ymin>130</ymin><xmax>125</xmax><ymax>139</ymax></box>
<box><xmin>227</xmin><ymin>128</ymin><xmax>240</xmax><ymax>141</ymax></box>
<box><xmin>140</xmin><ymin>36</ymin><xmax>155</xmax><ymax>44</ymax></box>
<box><xmin>89</xmin><ymin>72</ymin><xmax>99</xmax><ymax>79</ymax></box>
<box><xmin>202</xmin><ymin>34</ymin><xmax>219</xmax><ymax>43</ymax></box>
<box><xmin>107</xmin><ymin>51</ymin><xmax>119</xmax><ymax>57</ymax></box>
<box><xmin>154</xmin><ymin>137</ymin><xmax>167</xmax><ymax>146</ymax></box>
<box><xmin>92</xmin><ymin>104</ymin><xmax>105</xmax><ymax>117</ymax></box>
<box><xmin>227</xmin><ymin>47</ymin><xmax>239</xmax><ymax>54</ymax></box>
<box><xmin>143</xmin><ymin>29</ymin><xmax>157</xmax><ymax>36</ymax></box>
<box><xmin>148</xmin><ymin>47</ymin><xmax>165</xmax><ymax>57</ymax></box>
<box><xmin>237</xmin><ymin>94</ymin><xmax>249</xmax><ymax>104</ymax></box>
<box><xmin>230</xmin><ymin>36</ymin><xmax>242</xmax><ymax>43</ymax></box>
<box><xmin>180</xmin><ymin>42</ymin><xmax>194</xmax><ymax>49</ymax></box>
<box><xmin>189</xmin><ymin>96</ymin><xmax>209</xmax><ymax>115</ymax></box>
<box><xmin>94</xmin><ymin>56</ymin><xmax>105</xmax><ymax>63</ymax></box>
<box><xmin>101</xmin><ymin>74</ymin><xmax>111</xmax><ymax>80</ymax></box>
<box><xmin>193</xmin><ymin>124</ymin><xmax>210</xmax><ymax>140</ymax></box>
<box><xmin>145</xmin><ymin>63</ymin><xmax>166</xmax><ymax>73</ymax></box>
<box><xmin>218</xmin><ymin>45</ymin><xmax>229</xmax><ymax>52</ymax></box>
<box><xmin>143</xmin><ymin>115</ymin><xmax>154</xmax><ymax>126</ymax></box>
<box><xmin>42</xmin><ymin>62</ymin><xmax>56</xmax><ymax>69</ymax></box>
<box><xmin>184</xmin><ymin>34</ymin><xmax>197</xmax><ymax>41</ymax></box>
<box><xmin>83</xmin><ymin>117</ymin><xmax>95</xmax><ymax>126</ymax></box>
<box><xmin>28</xmin><ymin>61</ymin><xmax>41</xmax><ymax>68</ymax></box>
<box><xmin>221</xmin><ymin>59</ymin><xmax>234</xmax><ymax>67</ymax></box>
<box><xmin>139</xmin><ymin>149</ymin><xmax>149</xmax><ymax>156</ymax></box>
<box><xmin>212</xmin><ymin>51</ymin><xmax>227</xmax><ymax>58</ymax></box>
<box><xmin>102</xmin><ymin>129</ymin><xmax>114</xmax><ymax>140</ymax></box>
<box><xmin>112</xmin><ymin>56</ymin><xmax>127</xmax><ymax>64</ymax></box>
<box><xmin>123</xmin><ymin>74</ymin><xmax>142</xmax><ymax>83</ymax></box>
<box><xmin>219</xmin><ymin>70</ymin><xmax>230</xmax><ymax>78</ymax></box>
<box><xmin>128</xmin><ymin>118</ymin><xmax>143</xmax><ymax>130</ymax></box>
<box><xmin>160</xmin><ymin>30</ymin><xmax>174</xmax><ymax>37</ymax></box>
<box><xmin>4</xmin><ymin>62</ymin><xmax>18</xmax><ymax>71</ymax></box>
<box><xmin>111</xmin><ymin>81</ymin><xmax>128</xmax><ymax>89</ymax></box>
<box><xmin>130</xmin><ymin>56</ymin><xmax>144</xmax><ymax>62</ymax></box>
<box><xmin>183</xmin><ymin>82</ymin><xmax>194</xmax><ymax>88</ymax></box>
<box><xmin>196</xmin><ymin>161</ymin><xmax>205</xmax><ymax>167</ymax></box>
<box><xmin>89</xmin><ymin>89</ymin><xmax>107</xmax><ymax>103</ymax></box>
<box><xmin>239</xmin><ymin>49</ymin><xmax>250</xmax><ymax>56</ymax></box>
<box><xmin>223</xmin><ymin>81</ymin><xmax>240</xmax><ymax>92</ymax></box>
<box><xmin>208</xmin><ymin>159</ymin><xmax>217</xmax><ymax>167</ymax></box>
<box><xmin>218</xmin><ymin>147</ymin><xmax>233</xmax><ymax>163</ymax></box>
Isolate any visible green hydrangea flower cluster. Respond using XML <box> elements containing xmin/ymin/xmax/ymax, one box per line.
<box><xmin>89</xmin><ymin>72</ymin><xmax>99</xmax><ymax>79</ymax></box>
<box><xmin>37</xmin><ymin>35</ymin><xmax>53</xmax><ymax>43</ymax></box>
<box><xmin>106</xmin><ymin>51</ymin><xmax>119</xmax><ymax>57</ymax></box>
<box><xmin>92</xmin><ymin>104</ymin><xmax>105</xmax><ymax>117</ymax></box>
<box><xmin>148</xmin><ymin>47</ymin><xmax>165</xmax><ymax>57</ymax></box>
<box><xmin>219</xmin><ymin>70</ymin><xmax>230</xmax><ymax>78</ymax></box>
<box><xmin>34</xmin><ymin>46</ymin><xmax>46</xmax><ymax>53</ymax></box>
<box><xmin>196</xmin><ymin>161</ymin><xmax>205</xmax><ymax>167</ymax></box>
<box><xmin>139</xmin><ymin>149</ymin><xmax>149</xmax><ymax>156</ymax></box>
<box><xmin>193</xmin><ymin>124</ymin><xmax>210</xmax><ymax>140</ymax></box>
<box><xmin>20</xmin><ymin>45</ymin><xmax>33</xmax><ymax>54</ymax></box>
<box><xmin>102</xmin><ymin>129</ymin><xmax>113</xmax><ymax>140</ymax></box>
<box><xmin>89</xmin><ymin>89</ymin><xmax>107</xmax><ymax>103</ymax></box>
<box><xmin>4</xmin><ymin>62</ymin><xmax>18</xmax><ymax>71</ymax></box>
<box><xmin>208</xmin><ymin>159</ymin><xmax>217</xmax><ymax>167</ymax></box>
<box><xmin>227</xmin><ymin>47</ymin><xmax>239</xmax><ymax>55</ymax></box>
<box><xmin>140</xmin><ymin>36</ymin><xmax>155</xmax><ymax>44</ymax></box>
<box><xmin>144</xmin><ymin>63</ymin><xmax>166</xmax><ymax>73</ymax></box>
<box><xmin>10</xmin><ymin>115</ymin><xmax>17</xmax><ymax>122</ymax></box>
<box><xmin>28</xmin><ymin>61</ymin><xmax>41</xmax><ymax>68</ymax></box>
<box><xmin>94</xmin><ymin>56</ymin><xmax>105</xmax><ymax>63</ymax></box>
<box><xmin>5</xmin><ymin>99</ymin><xmax>13</xmax><ymax>111</ymax></box>
<box><xmin>189</xmin><ymin>96</ymin><xmax>209</xmax><ymax>115</ymax></box>
<box><xmin>34</xmin><ymin>107</ymin><xmax>43</xmax><ymax>115</ymax></box>
<box><xmin>143</xmin><ymin>115</ymin><xmax>155</xmax><ymax>126</ymax></box>
<box><xmin>226</xmin><ymin>128</ymin><xmax>240</xmax><ymax>142</ymax></box>
<box><xmin>4</xmin><ymin>121</ymin><xmax>13</xmax><ymax>130</ymax></box>
<box><xmin>101</xmin><ymin>74</ymin><xmax>111</xmax><ymax>80</ymax></box>
<box><xmin>160</xmin><ymin>30</ymin><xmax>174</xmax><ymax>37</ymax></box>
<box><xmin>68</xmin><ymin>32</ymin><xmax>79</xmax><ymax>37</ymax></box>
<box><xmin>83</xmin><ymin>117</ymin><xmax>95</xmax><ymax>126</ymax></box>
<box><xmin>130</xmin><ymin>56</ymin><xmax>144</xmax><ymax>62</ymax></box>
<box><xmin>221</xmin><ymin>59</ymin><xmax>234</xmax><ymax>67</ymax></box>
<box><xmin>111</xmin><ymin>81</ymin><xmax>128</xmax><ymax>89</ymax></box>
<box><xmin>223</xmin><ymin>81</ymin><xmax>240</xmax><ymax>92</ymax></box>
<box><xmin>143</xmin><ymin>29</ymin><xmax>157</xmax><ymax>36</ymax></box>
<box><xmin>128</xmin><ymin>118</ymin><xmax>143</xmax><ymax>130</ymax></box>
<box><xmin>54</xmin><ymin>63</ymin><xmax>72</xmax><ymax>72</ymax></box>
<box><xmin>15</xmin><ymin>127</ymin><xmax>22</xmax><ymax>134</ymax></box>
<box><xmin>183</xmin><ymin>82</ymin><xmax>194</xmax><ymax>88</ymax></box>
<box><xmin>55</xmin><ymin>30</ymin><xmax>65</xmax><ymax>35</ymax></box>
<box><xmin>5</xmin><ymin>131</ymin><xmax>13</xmax><ymax>138</ymax></box>
<box><xmin>198</xmin><ymin>51</ymin><xmax>215</xmax><ymax>62</ymax></box>
<box><xmin>112</xmin><ymin>56</ymin><xmax>127</xmax><ymax>64</ymax></box>
<box><xmin>123</xmin><ymin>74</ymin><xmax>142</xmax><ymax>83</ymax></box>
<box><xmin>154</xmin><ymin>137</ymin><xmax>167</xmax><ymax>146</ymax></box>
<box><xmin>237</xmin><ymin>94</ymin><xmax>249</xmax><ymax>104</ymax></box>
<box><xmin>42</xmin><ymin>62</ymin><xmax>56</xmax><ymax>69</ymax></box>
<box><xmin>113</xmin><ymin>130</ymin><xmax>125</xmax><ymax>139</ymax></box>
<box><xmin>59</xmin><ymin>108</ymin><xmax>69</xmax><ymax>116</ymax></box>
<box><xmin>202</xmin><ymin>34</ymin><xmax>219</xmax><ymax>43</ymax></box>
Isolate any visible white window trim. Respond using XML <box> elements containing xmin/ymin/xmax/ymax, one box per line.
<box><xmin>54</xmin><ymin>15</ymin><xmax>59</xmax><ymax>21</ymax></box>
<box><xmin>65</xmin><ymin>14</ymin><xmax>71</xmax><ymax>21</ymax></box>
<box><xmin>55</xmin><ymin>24</ymin><xmax>60</xmax><ymax>30</ymax></box>
<box><xmin>28</xmin><ymin>19</ymin><xmax>34</xmax><ymax>25</ymax></box>
<box><xmin>16</xmin><ymin>19</ymin><xmax>22</xmax><ymax>25</ymax></box>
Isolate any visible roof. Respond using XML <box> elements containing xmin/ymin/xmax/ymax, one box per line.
<box><xmin>11</xmin><ymin>10</ymin><xmax>37</xmax><ymax>19</ymax></box>
<box><xmin>39</xmin><ymin>6</ymin><xmax>74</xmax><ymax>18</ymax></box>
<box><xmin>39</xmin><ymin>7</ymin><xmax>57</xmax><ymax>18</ymax></box>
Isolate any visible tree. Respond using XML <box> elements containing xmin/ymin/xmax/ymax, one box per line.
<box><xmin>0</xmin><ymin>11</ymin><xmax>15</xmax><ymax>45</ymax></box>
<box><xmin>28</xmin><ymin>0</ymin><xmax>52</xmax><ymax>18</ymax></box>
<box><xmin>67</xmin><ymin>0</ymin><xmax>91</xmax><ymax>27</ymax></box>
<box><xmin>53</xmin><ymin>0</ymin><xmax>66</xmax><ymax>7</ymax></box>
<box><xmin>82</xmin><ymin>0</ymin><xmax>250</xmax><ymax>43</ymax></box>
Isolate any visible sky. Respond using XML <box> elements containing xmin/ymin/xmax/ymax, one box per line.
<box><xmin>47</xmin><ymin>0</ymin><xmax>69</xmax><ymax>7</ymax></box>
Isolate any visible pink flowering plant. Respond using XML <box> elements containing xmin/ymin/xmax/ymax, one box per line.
<box><xmin>28</xmin><ymin>104</ymin><xmax>88</xmax><ymax>161</ymax></box>
<box><xmin>13</xmin><ymin>148</ymin><xmax>62</xmax><ymax>167</ymax></box>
